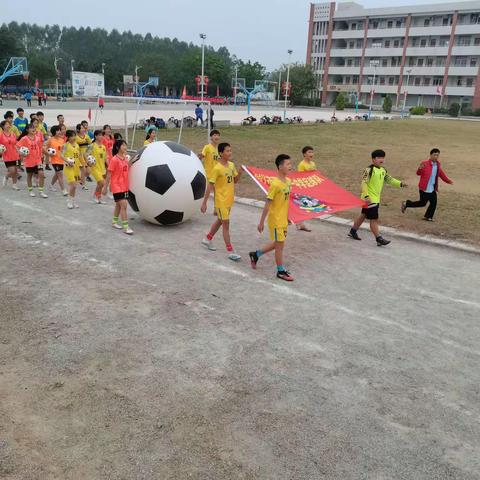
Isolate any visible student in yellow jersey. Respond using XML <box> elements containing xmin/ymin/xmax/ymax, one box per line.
<box><xmin>199</xmin><ymin>129</ymin><xmax>220</xmax><ymax>180</ymax></box>
<box><xmin>144</xmin><ymin>129</ymin><xmax>156</xmax><ymax>145</ymax></box>
<box><xmin>296</xmin><ymin>145</ymin><xmax>317</xmax><ymax>232</ymax></box>
<box><xmin>75</xmin><ymin>123</ymin><xmax>92</xmax><ymax>190</ymax></box>
<box><xmin>200</xmin><ymin>142</ymin><xmax>242</xmax><ymax>261</ymax></box>
<box><xmin>86</xmin><ymin>130</ymin><xmax>107</xmax><ymax>204</ymax></box>
<box><xmin>249</xmin><ymin>154</ymin><xmax>294</xmax><ymax>282</ymax></box>
<box><xmin>62</xmin><ymin>130</ymin><xmax>82</xmax><ymax>209</ymax></box>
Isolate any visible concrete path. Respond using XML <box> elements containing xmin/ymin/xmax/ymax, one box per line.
<box><xmin>0</xmin><ymin>179</ymin><xmax>479</xmax><ymax>479</ymax></box>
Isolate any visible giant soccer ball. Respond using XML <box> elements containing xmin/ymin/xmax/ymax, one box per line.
<box><xmin>128</xmin><ymin>141</ymin><xmax>206</xmax><ymax>225</ymax></box>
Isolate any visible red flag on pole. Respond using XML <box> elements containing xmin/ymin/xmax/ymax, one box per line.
<box><xmin>242</xmin><ymin>166</ymin><xmax>365</xmax><ymax>224</ymax></box>
<box><xmin>87</xmin><ymin>108</ymin><xmax>92</xmax><ymax>121</ymax></box>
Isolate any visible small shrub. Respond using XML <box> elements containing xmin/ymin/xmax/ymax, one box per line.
<box><xmin>448</xmin><ymin>102</ymin><xmax>460</xmax><ymax>117</ymax></box>
<box><xmin>383</xmin><ymin>95</ymin><xmax>392</xmax><ymax>113</ymax></box>
<box><xmin>335</xmin><ymin>93</ymin><xmax>345</xmax><ymax>110</ymax></box>
<box><xmin>409</xmin><ymin>106</ymin><xmax>427</xmax><ymax>115</ymax></box>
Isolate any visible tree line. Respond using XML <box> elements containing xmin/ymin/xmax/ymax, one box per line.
<box><xmin>0</xmin><ymin>22</ymin><xmax>315</xmax><ymax>103</ymax></box>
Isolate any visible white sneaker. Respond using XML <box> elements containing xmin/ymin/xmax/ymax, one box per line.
<box><xmin>93</xmin><ymin>197</ymin><xmax>100</xmax><ymax>204</ymax></box>
<box><xmin>112</xmin><ymin>223</ymin><xmax>123</xmax><ymax>230</ymax></box>
<box><xmin>124</xmin><ymin>227</ymin><xmax>134</xmax><ymax>235</ymax></box>
<box><xmin>62</xmin><ymin>189</ymin><xmax>68</xmax><ymax>196</ymax></box>
<box><xmin>49</xmin><ymin>185</ymin><xmax>57</xmax><ymax>192</ymax></box>
<box><xmin>82</xmin><ymin>184</ymin><xmax>89</xmax><ymax>191</ymax></box>
<box><xmin>74</xmin><ymin>201</ymin><xmax>79</xmax><ymax>208</ymax></box>
<box><xmin>99</xmin><ymin>198</ymin><xmax>107</xmax><ymax>204</ymax></box>
<box><xmin>40</xmin><ymin>191</ymin><xmax>48</xmax><ymax>198</ymax></box>
<box><xmin>228</xmin><ymin>252</ymin><xmax>242</xmax><ymax>262</ymax></box>
<box><xmin>12</xmin><ymin>184</ymin><xmax>20</xmax><ymax>191</ymax></box>
<box><xmin>2</xmin><ymin>176</ymin><xmax>8</xmax><ymax>187</ymax></box>
<box><xmin>201</xmin><ymin>238</ymin><xmax>216</xmax><ymax>251</ymax></box>
<box><xmin>29</xmin><ymin>191</ymin><xmax>36</xmax><ymax>197</ymax></box>
<box><xmin>107</xmin><ymin>193</ymin><xmax>114</xmax><ymax>200</ymax></box>
<box><xmin>67</xmin><ymin>199</ymin><xmax>74</xmax><ymax>209</ymax></box>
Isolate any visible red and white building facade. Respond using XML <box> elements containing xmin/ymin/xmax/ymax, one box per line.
<box><xmin>306</xmin><ymin>1</ymin><xmax>480</xmax><ymax>109</ymax></box>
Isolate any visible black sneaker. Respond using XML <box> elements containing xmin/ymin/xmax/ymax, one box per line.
<box><xmin>277</xmin><ymin>270</ymin><xmax>294</xmax><ymax>282</ymax></box>
<box><xmin>19</xmin><ymin>166</ymin><xmax>25</xmax><ymax>172</ymax></box>
<box><xmin>348</xmin><ymin>229</ymin><xmax>361</xmax><ymax>240</ymax></box>
<box><xmin>249</xmin><ymin>251</ymin><xmax>259</xmax><ymax>269</ymax></box>
<box><xmin>376</xmin><ymin>236</ymin><xmax>391</xmax><ymax>246</ymax></box>
<box><xmin>86</xmin><ymin>175</ymin><xmax>93</xmax><ymax>182</ymax></box>
<box><xmin>45</xmin><ymin>164</ymin><xmax>52</xmax><ymax>170</ymax></box>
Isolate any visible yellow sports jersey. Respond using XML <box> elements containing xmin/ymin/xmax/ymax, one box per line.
<box><xmin>267</xmin><ymin>177</ymin><xmax>291</xmax><ymax>228</ymax></box>
<box><xmin>62</xmin><ymin>142</ymin><xmax>81</xmax><ymax>166</ymax></box>
<box><xmin>75</xmin><ymin>133</ymin><xmax>92</xmax><ymax>155</ymax></box>
<box><xmin>88</xmin><ymin>142</ymin><xmax>107</xmax><ymax>175</ymax></box>
<box><xmin>297</xmin><ymin>159</ymin><xmax>316</xmax><ymax>172</ymax></box>
<box><xmin>209</xmin><ymin>161</ymin><xmax>238</xmax><ymax>209</ymax></box>
<box><xmin>202</xmin><ymin>143</ymin><xmax>219</xmax><ymax>179</ymax></box>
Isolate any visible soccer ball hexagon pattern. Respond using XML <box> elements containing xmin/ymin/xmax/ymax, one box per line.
<box><xmin>47</xmin><ymin>147</ymin><xmax>56</xmax><ymax>156</ymax></box>
<box><xmin>0</xmin><ymin>144</ymin><xmax>6</xmax><ymax>154</ymax></box>
<box><xmin>128</xmin><ymin>141</ymin><xmax>206</xmax><ymax>225</ymax></box>
<box><xmin>19</xmin><ymin>146</ymin><xmax>29</xmax><ymax>156</ymax></box>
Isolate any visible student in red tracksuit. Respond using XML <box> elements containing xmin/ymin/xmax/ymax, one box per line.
<box><xmin>401</xmin><ymin>148</ymin><xmax>453</xmax><ymax>221</ymax></box>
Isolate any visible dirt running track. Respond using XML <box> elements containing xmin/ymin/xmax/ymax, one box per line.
<box><xmin>0</xmin><ymin>185</ymin><xmax>479</xmax><ymax>479</ymax></box>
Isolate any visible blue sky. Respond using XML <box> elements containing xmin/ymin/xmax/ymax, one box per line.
<box><xmin>1</xmin><ymin>0</ymin><xmax>461</xmax><ymax>69</ymax></box>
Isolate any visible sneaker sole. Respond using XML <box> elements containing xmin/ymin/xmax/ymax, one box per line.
<box><xmin>201</xmin><ymin>242</ymin><xmax>216</xmax><ymax>251</ymax></box>
<box><xmin>348</xmin><ymin>234</ymin><xmax>361</xmax><ymax>241</ymax></box>
<box><xmin>277</xmin><ymin>275</ymin><xmax>294</xmax><ymax>282</ymax></box>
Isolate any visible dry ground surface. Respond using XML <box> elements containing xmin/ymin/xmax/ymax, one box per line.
<box><xmin>0</xmin><ymin>185</ymin><xmax>479</xmax><ymax>479</ymax></box>
<box><xmin>137</xmin><ymin>119</ymin><xmax>480</xmax><ymax>245</ymax></box>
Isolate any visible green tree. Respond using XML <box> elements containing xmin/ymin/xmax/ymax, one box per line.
<box><xmin>383</xmin><ymin>95</ymin><xmax>392</xmax><ymax>113</ymax></box>
<box><xmin>448</xmin><ymin>102</ymin><xmax>460</xmax><ymax>117</ymax></box>
<box><xmin>336</xmin><ymin>92</ymin><xmax>345</xmax><ymax>110</ymax></box>
<box><xmin>270</xmin><ymin>63</ymin><xmax>316</xmax><ymax>105</ymax></box>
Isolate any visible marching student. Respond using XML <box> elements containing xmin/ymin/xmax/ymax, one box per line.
<box><xmin>86</xmin><ymin>130</ymin><xmax>107</xmax><ymax>204</ymax></box>
<box><xmin>348</xmin><ymin>149</ymin><xmax>407</xmax><ymax>246</ymax></box>
<box><xmin>45</xmin><ymin>125</ymin><xmax>67</xmax><ymax>195</ymax></box>
<box><xmin>144</xmin><ymin>129</ymin><xmax>156</xmax><ymax>145</ymax></box>
<box><xmin>62</xmin><ymin>130</ymin><xmax>81</xmax><ymax>209</ymax></box>
<box><xmin>0</xmin><ymin>120</ymin><xmax>20</xmax><ymax>189</ymax></box>
<box><xmin>16</xmin><ymin>123</ymin><xmax>48</xmax><ymax>198</ymax></box>
<box><xmin>75</xmin><ymin>122</ymin><xmax>92</xmax><ymax>189</ymax></box>
<box><xmin>105</xmin><ymin>139</ymin><xmax>133</xmax><ymax>234</ymax></box>
<box><xmin>296</xmin><ymin>145</ymin><xmax>317</xmax><ymax>232</ymax></box>
<box><xmin>200</xmin><ymin>142</ymin><xmax>242</xmax><ymax>261</ymax></box>
<box><xmin>249</xmin><ymin>154</ymin><xmax>294</xmax><ymax>281</ymax></box>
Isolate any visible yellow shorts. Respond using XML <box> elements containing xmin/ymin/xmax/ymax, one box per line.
<box><xmin>90</xmin><ymin>165</ymin><xmax>105</xmax><ymax>182</ymax></box>
<box><xmin>269</xmin><ymin>226</ymin><xmax>288</xmax><ymax>242</ymax></box>
<box><xmin>64</xmin><ymin>164</ymin><xmax>81</xmax><ymax>184</ymax></box>
<box><xmin>215</xmin><ymin>206</ymin><xmax>231</xmax><ymax>221</ymax></box>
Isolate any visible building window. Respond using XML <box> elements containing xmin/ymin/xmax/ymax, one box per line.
<box><xmin>424</xmin><ymin>18</ymin><xmax>431</xmax><ymax>27</ymax></box>
<box><xmin>388</xmin><ymin>77</ymin><xmax>395</xmax><ymax>85</ymax></box>
<box><xmin>351</xmin><ymin>22</ymin><xmax>357</xmax><ymax>30</ymax></box>
<box><xmin>467</xmin><ymin>78</ymin><xmax>474</xmax><ymax>87</ymax></box>
<box><xmin>382</xmin><ymin>59</ymin><xmax>388</xmax><ymax>66</ymax></box>
<box><xmin>396</xmin><ymin>20</ymin><xmax>402</xmax><ymax>28</ymax></box>
<box><xmin>388</xmin><ymin>21</ymin><xmax>393</xmax><ymax>28</ymax></box>
<box><xmin>457</xmin><ymin>78</ymin><xmax>463</xmax><ymax>86</ymax></box>
<box><xmin>471</xmin><ymin>58</ymin><xmax>477</xmax><ymax>67</ymax></box>
<box><xmin>409</xmin><ymin>57</ymin><xmax>415</xmax><ymax>66</ymax></box>
<box><xmin>417</xmin><ymin>58</ymin><xmax>424</xmax><ymax>66</ymax></box>
<box><xmin>474</xmin><ymin>38</ymin><xmax>480</xmax><ymax>46</ymax></box>
<box><xmin>423</xmin><ymin>78</ymin><xmax>431</xmax><ymax>86</ymax></box>
<box><xmin>372</xmin><ymin>21</ymin><xmax>379</xmax><ymax>29</ymax></box>
<box><xmin>379</xmin><ymin>77</ymin><xmax>386</xmax><ymax>85</ymax></box>
<box><xmin>352</xmin><ymin>76</ymin><xmax>358</xmax><ymax>84</ymax></box>
<box><xmin>345</xmin><ymin>76</ymin><xmax>351</xmax><ymax>84</ymax></box>
<box><xmin>349</xmin><ymin>41</ymin><xmax>355</xmax><ymax>48</ymax></box>
<box><xmin>347</xmin><ymin>59</ymin><xmax>353</xmax><ymax>66</ymax></box>
<box><xmin>430</xmin><ymin>38</ymin><xmax>436</xmax><ymax>47</ymax></box>
<box><xmin>456</xmin><ymin>57</ymin><xmax>467</xmax><ymax>67</ymax></box>
<box><xmin>420</xmin><ymin>39</ymin><xmax>427</xmax><ymax>47</ymax></box>
<box><xmin>384</xmin><ymin>40</ymin><xmax>390</xmax><ymax>48</ymax></box>
<box><xmin>427</xmin><ymin>58</ymin><xmax>433</xmax><ymax>66</ymax></box>
<box><xmin>415</xmin><ymin>77</ymin><xmax>421</xmax><ymax>86</ymax></box>
<box><xmin>442</xmin><ymin>17</ymin><xmax>450</xmax><ymax>26</ymax></box>
<box><xmin>470</xmin><ymin>14</ymin><xmax>479</xmax><ymax>24</ymax></box>
<box><xmin>433</xmin><ymin>77</ymin><xmax>443</xmax><ymax>86</ymax></box>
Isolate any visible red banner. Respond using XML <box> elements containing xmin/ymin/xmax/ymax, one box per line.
<box><xmin>243</xmin><ymin>166</ymin><xmax>365</xmax><ymax>224</ymax></box>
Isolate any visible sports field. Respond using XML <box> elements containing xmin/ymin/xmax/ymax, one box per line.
<box><xmin>139</xmin><ymin>119</ymin><xmax>480</xmax><ymax>245</ymax></box>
